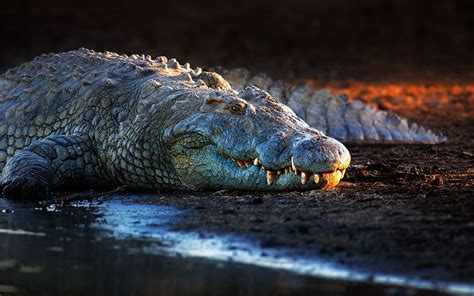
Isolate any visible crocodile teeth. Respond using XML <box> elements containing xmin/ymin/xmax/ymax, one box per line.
<box><xmin>340</xmin><ymin>169</ymin><xmax>346</xmax><ymax>178</ymax></box>
<box><xmin>244</xmin><ymin>160</ymin><xmax>252</xmax><ymax>167</ymax></box>
<box><xmin>291</xmin><ymin>157</ymin><xmax>299</xmax><ymax>174</ymax></box>
<box><xmin>254</xmin><ymin>158</ymin><xmax>260</xmax><ymax>166</ymax></box>
<box><xmin>313</xmin><ymin>173</ymin><xmax>320</xmax><ymax>184</ymax></box>
<box><xmin>301</xmin><ymin>172</ymin><xmax>309</xmax><ymax>185</ymax></box>
<box><xmin>266</xmin><ymin>170</ymin><xmax>276</xmax><ymax>185</ymax></box>
<box><xmin>236</xmin><ymin>160</ymin><xmax>245</xmax><ymax>167</ymax></box>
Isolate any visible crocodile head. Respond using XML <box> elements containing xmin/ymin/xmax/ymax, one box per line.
<box><xmin>164</xmin><ymin>86</ymin><xmax>350</xmax><ymax>191</ymax></box>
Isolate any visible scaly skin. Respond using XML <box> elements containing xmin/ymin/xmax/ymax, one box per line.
<box><xmin>207</xmin><ymin>67</ymin><xmax>446</xmax><ymax>144</ymax></box>
<box><xmin>0</xmin><ymin>49</ymin><xmax>442</xmax><ymax>199</ymax></box>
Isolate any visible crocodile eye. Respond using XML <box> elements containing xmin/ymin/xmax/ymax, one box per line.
<box><xmin>230</xmin><ymin>104</ymin><xmax>245</xmax><ymax>114</ymax></box>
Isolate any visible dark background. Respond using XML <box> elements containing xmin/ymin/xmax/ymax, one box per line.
<box><xmin>1</xmin><ymin>0</ymin><xmax>473</xmax><ymax>82</ymax></box>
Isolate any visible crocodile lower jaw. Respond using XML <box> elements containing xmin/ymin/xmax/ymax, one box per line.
<box><xmin>228</xmin><ymin>155</ymin><xmax>346</xmax><ymax>188</ymax></box>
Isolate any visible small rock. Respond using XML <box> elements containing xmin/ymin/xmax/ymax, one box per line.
<box><xmin>417</xmin><ymin>193</ymin><xmax>427</xmax><ymax>199</ymax></box>
<box><xmin>431</xmin><ymin>175</ymin><xmax>445</xmax><ymax>186</ymax></box>
<box><xmin>430</xmin><ymin>165</ymin><xmax>441</xmax><ymax>174</ymax></box>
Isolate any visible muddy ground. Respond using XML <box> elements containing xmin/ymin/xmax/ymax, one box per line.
<box><xmin>1</xmin><ymin>0</ymin><xmax>474</xmax><ymax>287</ymax></box>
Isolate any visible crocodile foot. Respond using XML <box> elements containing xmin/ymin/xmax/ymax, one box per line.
<box><xmin>1</xmin><ymin>176</ymin><xmax>50</xmax><ymax>200</ymax></box>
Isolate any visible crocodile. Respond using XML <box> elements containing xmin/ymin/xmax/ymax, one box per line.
<box><xmin>0</xmin><ymin>48</ymin><xmax>445</xmax><ymax>199</ymax></box>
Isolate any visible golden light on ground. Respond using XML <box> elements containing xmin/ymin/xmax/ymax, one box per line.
<box><xmin>306</xmin><ymin>81</ymin><xmax>474</xmax><ymax>118</ymax></box>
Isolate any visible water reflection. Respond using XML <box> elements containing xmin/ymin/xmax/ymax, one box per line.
<box><xmin>0</xmin><ymin>195</ymin><xmax>471</xmax><ymax>295</ymax></box>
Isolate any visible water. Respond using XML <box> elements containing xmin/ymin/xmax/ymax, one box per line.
<box><xmin>0</xmin><ymin>194</ymin><xmax>469</xmax><ymax>295</ymax></box>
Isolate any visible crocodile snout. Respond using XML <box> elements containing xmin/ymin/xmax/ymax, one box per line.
<box><xmin>251</xmin><ymin>133</ymin><xmax>351</xmax><ymax>188</ymax></box>
<box><xmin>291</xmin><ymin>136</ymin><xmax>351</xmax><ymax>174</ymax></box>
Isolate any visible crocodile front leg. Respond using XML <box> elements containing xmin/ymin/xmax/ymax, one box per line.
<box><xmin>1</xmin><ymin>134</ymin><xmax>109</xmax><ymax>200</ymax></box>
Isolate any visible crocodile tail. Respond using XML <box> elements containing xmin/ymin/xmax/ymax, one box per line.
<box><xmin>284</xmin><ymin>86</ymin><xmax>447</xmax><ymax>144</ymax></box>
<box><xmin>209</xmin><ymin>67</ymin><xmax>446</xmax><ymax>144</ymax></box>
